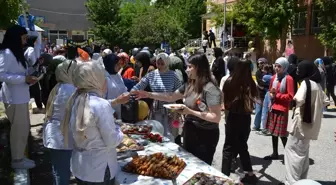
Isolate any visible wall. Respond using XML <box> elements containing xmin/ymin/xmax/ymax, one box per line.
<box><xmin>27</xmin><ymin>0</ymin><xmax>90</xmax><ymax>30</ymax></box>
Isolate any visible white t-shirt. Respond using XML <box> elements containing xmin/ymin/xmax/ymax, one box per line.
<box><xmin>202</xmin><ymin>39</ymin><xmax>208</xmax><ymax>47</ymax></box>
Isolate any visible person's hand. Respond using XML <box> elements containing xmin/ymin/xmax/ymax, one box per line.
<box><xmin>38</xmin><ymin>57</ymin><xmax>44</xmax><ymax>65</ymax></box>
<box><xmin>269</xmin><ymin>92</ymin><xmax>275</xmax><ymax>99</ymax></box>
<box><xmin>132</xmin><ymin>90</ymin><xmax>149</xmax><ymax>100</ymax></box>
<box><xmin>25</xmin><ymin>75</ymin><xmax>38</xmax><ymax>84</ymax></box>
<box><xmin>116</xmin><ymin>92</ymin><xmax>130</xmax><ymax>104</ymax></box>
<box><xmin>131</xmin><ymin>76</ymin><xmax>139</xmax><ymax>81</ymax></box>
<box><xmin>175</xmin><ymin>105</ymin><xmax>191</xmax><ymax>115</ymax></box>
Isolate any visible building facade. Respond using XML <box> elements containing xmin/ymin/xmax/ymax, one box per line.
<box><xmin>204</xmin><ymin>0</ymin><xmax>326</xmax><ymax>61</ymax></box>
<box><xmin>27</xmin><ymin>0</ymin><xmax>93</xmax><ymax>44</ymax></box>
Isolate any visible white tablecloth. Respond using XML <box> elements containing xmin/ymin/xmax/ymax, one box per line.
<box><xmin>115</xmin><ymin>140</ymin><xmax>228</xmax><ymax>185</ymax></box>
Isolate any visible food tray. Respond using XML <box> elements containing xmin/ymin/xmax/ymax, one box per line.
<box><xmin>119</xmin><ymin>123</ymin><xmax>153</xmax><ymax>135</ymax></box>
<box><xmin>183</xmin><ymin>172</ymin><xmax>235</xmax><ymax>185</ymax></box>
<box><xmin>122</xmin><ymin>153</ymin><xmax>186</xmax><ymax>180</ymax></box>
<box><xmin>117</xmin><ymin>135</ymin><xmax>145</xmax><ymax>153</ymax></box>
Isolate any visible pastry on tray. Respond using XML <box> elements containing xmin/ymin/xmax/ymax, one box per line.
<box><xmin>123</xmin><ymin>152</ymin><xmax>186</xmax><ymax>179</ymax></box>
<box><xmin>117</xmin><ymin>135</ymin><xmax>144</xmax><ymax>153</ymax></box>
<box><xmin>183</xmin><ymin>172</ymin><xmax>236</xmax><ymax>185</ymax></box>
<box><xmin>120</xmin><ymin>123</ymin><xmax>152</xmax><ymax>135</ymax></box>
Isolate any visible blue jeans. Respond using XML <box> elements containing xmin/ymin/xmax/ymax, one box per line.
<box><xmin>50</xmin><ymin>149</ymin><xmax>72</xmax><ymax>185</ymax></box>
<box><xmin>253</xmin><ymin>101</ymin><xmax>263</xmax><ymax>129</ymax></box>
<box><xmin>261</xmin><ymin>92</ymin><xmax>271</xmax><ymax>130</ymax></box>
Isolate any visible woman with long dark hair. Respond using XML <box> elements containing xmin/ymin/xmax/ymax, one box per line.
<box><xmin>221</xmin><ymin>57</ymin><xmax>258</xmax><ymax>184</ymax></box>
<box><xmin>0</xmin><ymin>25</ymin><xmax>38</xmax><ymax>169</ymax></box>
<box><xmin>133</xmin><ymin>53</ymin><xmax>221</xmax><ymax>164</ymax></box>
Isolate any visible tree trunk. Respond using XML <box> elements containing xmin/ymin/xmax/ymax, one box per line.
<box><xmin>279</xmin><ymin>24</ymin><xmax>289</xmax><ymax>56</ymax></box>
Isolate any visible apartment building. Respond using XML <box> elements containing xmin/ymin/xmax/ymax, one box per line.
<box><xmin>26</xmin><ymin>0</ymin><xmax>94</xmax><ymax>43</ymax></box>
<box><xmin>204</xmin><ymin>0</ymin><xmax>326</xmax><ymax>61</ymax></box>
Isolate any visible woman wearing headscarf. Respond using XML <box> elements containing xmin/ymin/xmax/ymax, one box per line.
<box><xmin>281</xmin><ymin>61</ymin><xmax>329</xmax><ymax>185</ymax></box>
<box><xmin>24</xmin><ymin>35</ymin><xmax>45</xmax><ymax>113</ymax></box>
<box><xmin>118</xmin><ymin>52</ymin><xmax>135</xmax><ymax>79</ymax></box>
<box><xmin>264</xmin><ymin>57</ymin><xmax>295</xmax><ymax>160</ymax></box>
<box><xmin>43</xmin><ymin>60</ymin><xmax>77</xmax><ymax>185</ymax></box>
<box><xmin>287</xmin><ymin>54</ymin><xmax>298</xmax><ymax>109</ymax></box>
<box><xmin>77</xmin><ymin>48</ymin><xmax>90</xmax><ymax>62</ymax></box>
<box><xmin>0</xmin><ymin>25</ymin><xmax>38</xmax><ymax>169</ymax></box>
<box><xmin>211</xmin><ymin>48</ymin><xmax>225</xmax><ymax>85</ymax></box>
<box><xmin>314</xmin><ymin>58</ymin><xmax>326</xmax><ymax>92</ymax></box>
<box><xmin>103</xmin><ymin>54</ymin><xmax>129</xmax><ymax>119</ymax></box>
<box><xmin>61</xmin><ymin>62</ymin><xmax>123</xmax><ymax>184</ymax></box>
<box><xmin>322</xmin><ymin>56</ymin><xmax>336</xmax><ymax>104</ymax></box>
<box><xmin>24</xmin><ymin>35</ymin><xmax>38</xmax><ymax>66</ymax></box>
<box><xmin>132</xmin><ymin>53</ymin><xmax>182</xmax><ymax>141</ymax></box>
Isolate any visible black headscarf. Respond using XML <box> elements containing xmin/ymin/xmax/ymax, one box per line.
<box><xmin>297</xmin><ymin>60</ymin><xmax>321</xmax><ymax>124</ymax></box>
<box><xmin>0</xmin><ymin>25</ymin><xmax>28</xmax><ymax>68</ymax></box>
<box><xmin>103</xmin><ymin>54</ymin><xmax>120</xmax><ymax>75</ymax></box>
<box><xmin>24</xmin><ymin>35</ymin><xmax>38</xmax><ymax>49</ymax></box>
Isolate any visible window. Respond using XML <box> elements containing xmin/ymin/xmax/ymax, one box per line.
<box><xmin>87</xmin><ymin>31</ymin><xmax>95</xmax><ymax>41</ymax></box>
<box><xmin>311</xmin><ymin>4</ymin><xmax>321</xmax><ymax>34</ymax></box>
<box><xmin>48</xmin><ymin>30</ymin><xmax>68</xmax><ymax>43</ymax></box>
<box><xmin>292</xmin><ymin>8</ymin><xmax>307</xmax><ymax>35</ymax></box>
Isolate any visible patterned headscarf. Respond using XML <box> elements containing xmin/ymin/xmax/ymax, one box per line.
<box><xmin>45</xmin><ymin>60</ymin><xmax>77</xmax><ymax>121</ymax></box>
<box><xmin>77</xmin><ymin>48</ymin><xmax>90</xmax><ymax>62</ymax></box>
<box><xmin>272</xmin><ymin>57</ymin><xmax>289</xmax><ymax>93</ymax></box>
<box><xmin>61</xmin><ymin>62</ymin><xmax>106</xmax><ymax>147</ymax></box>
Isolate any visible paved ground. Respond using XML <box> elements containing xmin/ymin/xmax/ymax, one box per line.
<box><xmin>28</xmin><ymin>106</ymin><xmax>336</xmax><ymax>185</ymax></box>
<box><xmin>212</xmin><ymin>108</ymin><xmax>336</xmax><ymax>185</ymax></box>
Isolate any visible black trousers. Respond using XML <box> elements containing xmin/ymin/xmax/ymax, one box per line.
<box><xmin>29</xmin><ymin>82</ymin><xmax>43</xmax><ymax>109</ymax></box>
<box><xmin>326</xmin><ymin>83</ymin><xmax>336</xmax><ymax>104</ymax></box>
<box><xmin>222</xmin><ymin>112</ymin><xmax>253</xmax><ymax>176</ymax></box>
<box><xmin>183</xmin><ymin>121</ymin><xmax>219</xmax><ymax>165</ymax></box>
<box><xmin>210</xmin><ymin>39</ymin><xmax>216</xmax><ymax>48</ymax></box>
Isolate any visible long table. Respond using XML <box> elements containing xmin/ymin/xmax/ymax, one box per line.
<box><xmin>115</xmin><ymin>139</ymin><xmax>229</xmax><ymax>185</ymax></box>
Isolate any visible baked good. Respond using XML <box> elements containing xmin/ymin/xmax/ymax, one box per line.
<box><xmin>117</xmin><ymin>135</ymin><xmax>144</xmax><ymax>153</ymax></box>
<box><xmin>120</xmin><ymin>123</ymin><xmax>152</xmax><ymax>135</ymax></box>
<box><xmin>123</xmin><ymin>152</ymin><xmax>186</xmax><ymax>179</ymax></box>
<box><xmin>183</xmin><ymin>173</ymin><xmax>235</xmax><ymax>185</ymax></box>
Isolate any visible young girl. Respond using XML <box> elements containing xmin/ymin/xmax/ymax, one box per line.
<box><xmin>257</xmin><ymin>64</ymin><xmax>273</xmax><ymax>136</ymax></box>
<box><xmin>264</xmin><ymin>57</ymin><xmax>294</xmax><ymax>160</ymax></box>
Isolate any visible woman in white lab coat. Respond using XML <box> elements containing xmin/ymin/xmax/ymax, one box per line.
<box><xmin>61</xmin><ymin>62</ymin><xmax>123</xmax><ymax>184</ymax></box>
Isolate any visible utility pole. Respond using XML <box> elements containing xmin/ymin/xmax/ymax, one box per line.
<box><xmin>222</xmin><ymin>0</ymin><xmax>227</xmax><ymax>52</ymax></box>
<box><xmin>21</xmin><ymin>0</ymin><xmax>29</xmax><ymax>30</ymax></box>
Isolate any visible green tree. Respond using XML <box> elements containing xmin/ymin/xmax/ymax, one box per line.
<box><xmin>155</xmin><ymin>0</ymin><xmax>206</xmax><ymax>39</ymax></box>
<box><xmin>207</xmin><ymin>2</ymin><xmax>233</xmax><ymax>27</ymax></box>
<box><xmin>129</xmin><ymin>5</ymin><xmax>188</xmax><ymax>48</ymax></box>
<box><xmin>316</xmin><ymin>0</ymin><xmax>336</xmax><ymax>56</ymax></box>
<box><xmin>232</xmin><ymin>0</ymin><xmax>296</xmax><ymax>53</ymax></box>
<box><xmin>85</xmin><ymin>0</ymin><xmax>122</xmax><ymax>45</ymax></box>
<box><xmin>0</xmin><ymin>0</ymin><xmax>27</xmax><ymax>29</ymax></box>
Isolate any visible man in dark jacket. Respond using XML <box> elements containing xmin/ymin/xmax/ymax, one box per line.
<box><xmin>287</xmin><ymin>54</ymin><xmax>298</xmax><ymax>108</ymax></box>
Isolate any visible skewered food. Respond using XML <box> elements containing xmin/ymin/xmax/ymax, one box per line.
<box><xmin>123</xmin><ymin>152</ymin><xmax>186</xmax><ymax>179</ymax></box>
<box><xmin>117</xmin><ymin>135</ymin><xmax>144</xmax><ymax>153</ymax></box>
<box><xmin>183</xmin><ymin>173</ymin><xmax>235</xmax><ymax>185</ymax></box>
<box><xmin>120</xmin><ymin>123</ymin><xmax>152</xmax><ymax>135</ymax></box>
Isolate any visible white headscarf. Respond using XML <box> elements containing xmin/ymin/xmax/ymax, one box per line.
<box><xmin>156</xmin><ymin>52</ymin><xmax>170</xmax><ymax>70</ymax></box>
<box><xmin>61</xmin><ymin>62</ymin><xmax>106</xmax><ymax>147</ymax></box>
<box><xmin>45</xmin><ymin>60</ymin><xmax>77</xmax><ymax>121</ymax></box>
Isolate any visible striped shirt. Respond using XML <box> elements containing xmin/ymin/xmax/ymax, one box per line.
<box><xmin>132</xmin><ymin>69</ymin><xmax>182</xmax><ymax>111</ymax></box>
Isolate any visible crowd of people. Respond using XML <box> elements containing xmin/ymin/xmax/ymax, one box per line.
<box><xmin>0</xmin><ymin>25</ymin><xmax>335</xmax><ymax>185</ymax></box>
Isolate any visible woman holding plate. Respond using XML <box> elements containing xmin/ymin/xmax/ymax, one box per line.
<box><xmin>133</xmin><ymin>53</ymin><xmax>221</xmax><ymax>165</ymax></box>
